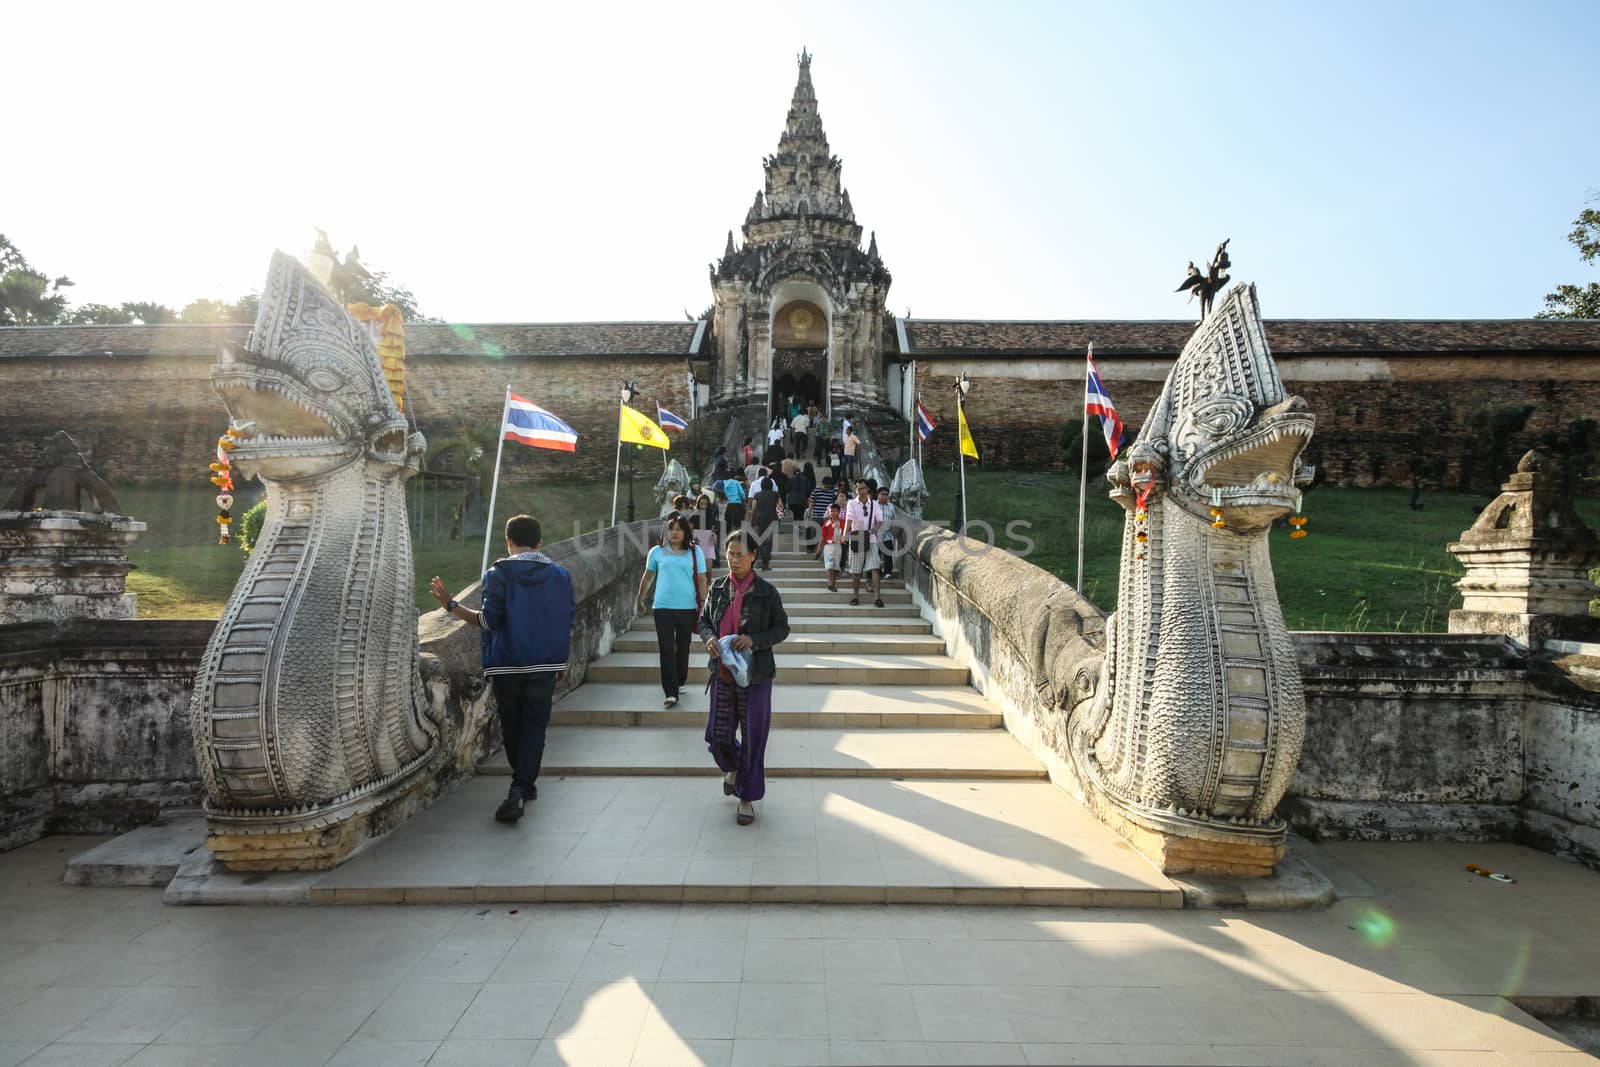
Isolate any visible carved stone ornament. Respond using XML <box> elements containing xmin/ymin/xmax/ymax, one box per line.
<box><xmin>189</xmin><ymin>251</ymin><xmax>438</xmax><ymax>870</ymax></box>
<box><xmin>3</xmin><ymin>430</ymin><xmax>121</xmax><ymax>514</ymax></box>
<box><xmin>1070</xmin><ymin>283</ymin><xmax>1316</xmax><ymax>876</ymax></box>
<box><xmin>1447</xmin><ymin>448</ymin><xmax>1600</xmax><ymax>643</ymax></box>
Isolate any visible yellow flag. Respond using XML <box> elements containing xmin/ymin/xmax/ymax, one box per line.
<box><xmin>619</xmin><ymin>404</ymin><xmax>670</xmax><ymax>450</ymax></box>
<box><xmin>958</xmin><ymin>402</ymin><xmax>979</xmax><ymax>460</ymax></box>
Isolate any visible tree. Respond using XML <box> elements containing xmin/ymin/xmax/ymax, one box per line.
<box><xmin>422</xmin><ymin>420</ymin><xmax>500</xmax><ymax>539</ymax></box>
<box><xmin>1466</xmin><ymin>403</ymin><xmax>1536</xmax><ymax>490</ymax></box>
<box><xmin>1058</xmin><ymin>417</ymin><xmax>1115</xmax><ymax>477</ymax></box>
<box><xmin>66</xmin><ymin>303</ymin><xmax>136</xmax><ymax>324</ymax></box>
<box><xmin>348</xmin><ymin>268</ymin><xmax>439</xmax><ymax>323</ymax></box>
<box><xmin>178</xmin><ymin>295</ymin><xmax>258</xmax><ymax>323</ymax></box>
<box><xmin>1537</xmin><ymin>194</ymin><xmax>1600</xmax><ymax>319</ymax></box>
<box><xmin>0</xmin><ymin>234</ymin><xmax>74</xmax><ymax>326</ymax></box>
<box><xmin>118</xmin><ymin>301</ymin><xmax>178</xmax><ymax>325</ymax></box>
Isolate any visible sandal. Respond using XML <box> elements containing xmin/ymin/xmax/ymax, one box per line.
<box><xmin>736</xmin><ymin>802</ymin><xmax>755</xmax><ymax>826</ymax></box>
<box><xmin>723</xmin><ymin>771</ymin><xmax>736</xmax><ymax>796</ymax></box>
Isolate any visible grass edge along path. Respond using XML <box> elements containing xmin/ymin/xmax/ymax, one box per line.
<box><xmin>25</xmin><ymin>475</ymin><xmax>1600</xmax><ymax>633</ymax></box>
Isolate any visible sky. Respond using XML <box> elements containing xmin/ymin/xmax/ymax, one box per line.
<box><xmin>6</xmin><ymin>0</ymin><xmax>1598</xmax><ymax>324</ymax></box>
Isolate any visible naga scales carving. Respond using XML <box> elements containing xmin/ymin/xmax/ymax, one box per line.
<box><xmin>190</xmin><ymin>252</ymin><xmax>439</xmax><ymax>869</ymax></box>
<box><xmin>1069</xmin><ymin>283</ymin><xmax>1315</xmax><ymax>875</ymax></box>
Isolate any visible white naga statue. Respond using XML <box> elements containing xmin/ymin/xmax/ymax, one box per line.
<box><xmin>654</xmin><ymin>458</ymin><xmax>693</xmax><ymax>516</ymax></box>
<box><xmin>1067</xmin><ymin>283</ymin><xmax>1316</xmax><ymax>875</ymax></box>
<box><xmin>189</xmin><ymin>252</ymin><xmax>439</xmax><ymax>869</ymax></box>
<box><xmin>888</xmin><ymin>458</ymin><xmax>927</xmax><ymax>517</ymax></box>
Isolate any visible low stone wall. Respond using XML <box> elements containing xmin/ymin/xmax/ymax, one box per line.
<box><xmin>389</xmin><ymin>518</ymin><xmax>657</xmax><ymax>791</ymax></box>
<box><xmin>1284</xmin><ymin>633</ymin><xmax>1528</xmax><ymax>841</ymax></box>
<box><xmin>1521</xmin><ymin>649</ymin><xmax>1600</xmax><ymax>865</ymax></box>
<box><xmin>0</xmin><ymin>619</ymin><xmax>211</xmax><ymax>850</ymax></box>
<box><xmin>0</xmin><ymin>520</ymin><xmax>657</xmax><ymax>856</ymax></box>
<box><xmin>898</xmin><ymin>517</ymin><xmax>1104</xmax><ymax>791</ymax></box>
<box><xmin>898</xmin><ymin>516</ymin><xmax>1600</xmax><ymax>869</ymax></box>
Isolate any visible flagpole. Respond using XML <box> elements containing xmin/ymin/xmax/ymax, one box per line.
<box><xmin>1076</xmin><ymin>347</ymin><xmax>1091</xmax><ymax>591</ymax></box>
<box><xmin>957</xmin><ymin>396</ymin><xmax>968</xmax><ymax>532</ymax></box>
<box><xmin>610</xmin><ymin>409</ymin><xmax>623</xmax><ymax>527</ymax></box>
<box><xmin>480</xmin><ymin>385</ymin><xmax>511</xmax><ymax>579</ymax></box>
<box><xmin>907</xmin><ymin>361</ymin><xmax>916</xmax><ymax>468</ymax></box>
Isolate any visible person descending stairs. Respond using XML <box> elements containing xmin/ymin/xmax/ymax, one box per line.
<box><xmin>313</xmin><ymin>521</ymin><xmax>1179</xmax><ymax>906</ymax></box>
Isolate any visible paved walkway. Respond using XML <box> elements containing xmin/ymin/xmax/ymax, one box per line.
<box><xmin>7</xmin><ymin>535</ymin><xmax>1598</xmax><ymax>1063</ymax></box>
<box><xmin>2</xmin><ymin>836</ymin><xmax>1598</xmax><ymax>1064</ymax></box>
<box><xmin>306</xmin><ymin>540</ymin><xmax>1176</xmax><ymax>907</ymax></box>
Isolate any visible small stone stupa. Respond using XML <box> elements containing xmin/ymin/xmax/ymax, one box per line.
<box><xmin>1448</xmin><ymin>449</ymin><xmax>1600</xmax><ymax>644</ymax></box>
<box><xmin>0</xmin><ymin>430</ymin><xmax>145</xmax><ymax>623</ymax></box>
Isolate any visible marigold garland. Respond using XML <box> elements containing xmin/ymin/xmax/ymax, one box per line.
<box><xmin>211</xmin><ymin>427</ymin><xmax>244</xmax><ymax>544</ymax></box>
<box><xmin>1287</xmin><ymin>491</ymin><xmax>1308</xmax><ymax>541</ymax></box>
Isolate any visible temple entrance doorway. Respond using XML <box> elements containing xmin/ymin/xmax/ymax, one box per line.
<box><xmin>771</xmin><ymin>298</ymin><xmax>830</xmax><ymax>421</ymax></box>
<box><xmin>772</xmin><ymin>355</ymin><xmax>826</xmax><ymax>420</ymax></box>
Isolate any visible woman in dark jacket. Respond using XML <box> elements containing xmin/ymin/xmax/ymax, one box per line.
<box><xmin>698</xmin><ymin>529</ymin><xmax>790</xmax><ymax>824</ymax></box>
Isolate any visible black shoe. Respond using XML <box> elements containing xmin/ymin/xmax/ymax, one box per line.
<box><xmin>494</xmin><ymin>794</ymin><xmax>525</xmax><ymax>822</ymax></box>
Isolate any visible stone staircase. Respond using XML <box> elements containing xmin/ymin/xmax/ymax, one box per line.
<box><xmin>309</xmin><ymin>529</ymin><xmax>1181</xmax><ymax>906</ymax></box>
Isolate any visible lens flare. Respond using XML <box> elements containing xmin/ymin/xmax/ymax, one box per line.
<box><xmin>1350</xmin><ymin>907</ymin><xmax>1397</xmax><ymax>948</ymax></box>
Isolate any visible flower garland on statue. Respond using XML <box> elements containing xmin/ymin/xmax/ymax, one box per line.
<box><xmin>1131</xmin><ymin>465</ymin><xmax>1156</xmax><ymax>561</ymax></box>
<box><xmin>1289</xmin><ymin>492</ymin><xmax>1308</xmax><ymax>540</ymax></box>
<box><xmin>210</xmin><ymin>427</ymin><xmax>244</xmax><ymax>544</ymax></box>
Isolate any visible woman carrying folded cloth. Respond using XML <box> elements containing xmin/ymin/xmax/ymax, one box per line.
<box><xmin>698</xmin><ymin>529</ymin><xmax>790</xmax><ymax>825</ymax></box>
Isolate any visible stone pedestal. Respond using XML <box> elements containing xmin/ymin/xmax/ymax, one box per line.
<box><xmin>1447</xmin><ymin>452</ymin><xmax>1600</xmax><ymax>645</ymax></box>
<box><xmin>0</xmin><ymin>511</ymin><xmax>145</xmax><ymax>624</ymax></box>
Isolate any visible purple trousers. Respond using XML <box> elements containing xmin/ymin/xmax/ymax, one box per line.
<box><xmin>705</xmin><ymin>676</ymin><xmax>773</xmax><ymax>802</ymax></box>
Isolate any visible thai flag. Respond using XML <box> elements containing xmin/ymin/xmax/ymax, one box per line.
<box><xmin>657</xmin><ymin>405</ymin><xmax>688</xmax><ymax>433</ymax></box>
<box><xmin>915</xmin><ymin>399</ymin><xmax>937</xmax><ymax>442</ymax></box>
<box><xmin>504</xmin><ymin>393</ymin><xmax>578</xmax><ymax>452</ymax></box>
<box><xmin>1085</xmin><ymin>348</ymin><xmax>1123</xmax><ymax>459</ymax></box>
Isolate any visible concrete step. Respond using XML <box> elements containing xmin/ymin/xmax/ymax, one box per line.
<box><xmin>551</xmin><ymin>683</ymin><xmax>1003</xmax><ymax>728</ymax></box>
<box><xmin>585</xmin><ymin>652</ymin><xmax>968</xmax><ymax>687</ymax></box>
<box><xmin>484</xmin><ymin>726</ymin><xmax>1046</xmax><ymax>780</ymax></box>
<box><xmin>760</xmin><ymin>575</ymin><xmax>905</xmax><ymax>588</ymax></box>
<box><xmin>62</xmin><ymin>815</ymin><xmax>207</xmax><ymax>887</ymax></box>
<box><xmin>762</xmin><ymin>589</ymin><xmax>913</xmax><ymax>606</ymax></box>
<box><xmin>627</xmin><ymin>615</ymin><xmax>933</xmax><ymax>635</ymax></box>
<box><xmin>308</xmin><ymin>776</ymin><xmax>1182</xmax><ymax>907</ymax></box>
<box><xmin>612</xmin><ymin>631</ymin><xmax>946</xmax><ymax>657</ymax></box>
<box><xmin>698</xmin><ymin>603</ymin><xmax>921</xmax><ymax>619</ymax></box>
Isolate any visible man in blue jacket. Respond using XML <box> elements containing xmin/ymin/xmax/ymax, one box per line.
<box><xmin>431</xmin><ymin>514</ymin><xmax>575</xmax><ymax>823</ymax></box>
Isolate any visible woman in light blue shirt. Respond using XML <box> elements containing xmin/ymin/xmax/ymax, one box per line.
<box><xmin>639</xmin><ymin>513</ymin><xmax>709</xmax><ymax>707</ymax></box>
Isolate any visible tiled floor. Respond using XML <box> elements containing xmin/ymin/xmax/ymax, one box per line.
<box><xmin>516</xmin><ymin>727</ymin><xmax>1049</xmax><ymax>777</ymax></box>
<box><xmin>2</xmin><ymin>836</ymin><xmax>1597</xmax><ymax>1065</ymax></box>
<box><xmin>307</xmin><ymin>775</ymin><xmax>1175</xmax><ymax>906</ymax></box>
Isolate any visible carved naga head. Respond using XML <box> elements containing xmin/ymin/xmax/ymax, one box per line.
<box><xmin>1111</xmin><ymin>284</ymin><xmax>1314</xmax><ymax>530</ymax></box>
<box><xmin>212</xmin><ymin>251</ymin><xmax>415</xmax><ymax>481</ymax></box>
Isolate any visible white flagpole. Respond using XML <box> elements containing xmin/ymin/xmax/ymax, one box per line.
<box><xmin>480</xmin><ymin>385</ymin><xmax>511</xmax><ymax>579</ymax></box>
<box><xmin>907</xmin><ymin>362</ymin><xmax>916</xmax><ymax>465</ymax></box>
<box><xmin>1076</xmin><ymin>346</ymin><xmax>1091</xmax><ymax>591</ymax></box>
<box><xmin>610</xmin><ymin>400</ymin><xmax>625</xmax><ymax>526</ymax></box>
<box><xmin>957</xmin><ymin>397</ymin><xmax>968</xmax><ymax>532</ymax></box>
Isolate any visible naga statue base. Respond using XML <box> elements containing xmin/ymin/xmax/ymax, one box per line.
<box><xmin>1091</xmin><ymin>802</ymin><xmax>1284</xmax><ymax>877</ymax></box>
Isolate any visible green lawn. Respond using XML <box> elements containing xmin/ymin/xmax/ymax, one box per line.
<box><xmin>920</xmin><ymin>467</ymin><xmax>1600</xmax><ymax>633</ymax></box>
<box><xmin>18</xmin><ymin>473</ymin><xmax>1599</xmax><ymax>632</ymax></box>
<box><xmin>102</xmin><ymin>479</ymin><xmax>646</xmax><ymax>619</ymax></box>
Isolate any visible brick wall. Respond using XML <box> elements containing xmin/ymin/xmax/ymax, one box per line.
<box><xmin>0</xmin><ymin>352</ymin><xmax>697</xmax><ymax>486</ymax></box>
<box><xmin>3</xmin><ymin>341</ymin><xmax>1599</xmax><ymax>491</ymax></box>
<box><xmin>911</xmin><ymin>358</ymin><xmax>1600</xmax><ymax>490</ymax></box>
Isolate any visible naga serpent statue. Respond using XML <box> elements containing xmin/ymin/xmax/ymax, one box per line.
<box><xmin>190</xmin><ymin>251</ymin><xmax>440</xmax><ymax>869</ymax></box>
<box><xmin>1067</xmin><ymin>282</ymin><xmax>1315</xmax><ymax>875</ymax></box>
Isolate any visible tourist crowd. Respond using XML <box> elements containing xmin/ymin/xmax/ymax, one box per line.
<box><xmin>430</xmin><ymin>408</ymin><xmax>901</xmax><ymax>831</ymax></box>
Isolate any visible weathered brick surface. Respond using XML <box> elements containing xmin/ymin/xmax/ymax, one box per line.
<box><xmin>911</xmin><ymin>357</ymin><xmax>1600</xmax><ymax>488</ymax></box>
<box><xmin>0</xmin><ymin>347</ymin><xmax>695</xmax><ymax>485</ymax></box>
<box><xmin>3</xmin><ymin>322</ymin><xmax>1599</xmax><ymax>490</ymax></box>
